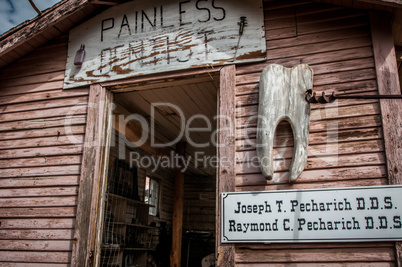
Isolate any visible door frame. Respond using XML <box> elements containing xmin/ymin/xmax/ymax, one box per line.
<box><xmin>71</xmin><ymin>84</ymin><xmax>114</xmax><ymax>267</ymax></box>
<box><xmin>71</xmin><ymin>65</ymin><xmax>236</xmax><ymax>267</ymax></box>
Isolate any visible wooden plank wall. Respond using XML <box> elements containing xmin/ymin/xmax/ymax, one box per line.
<box><xmin>0</xmin><ymin>35</ymin><xmax>88</xmax><ymax>266</ymax></box>
<box><xmin>234</xmin><ymin>1</ymin><xmax>395</xmax><ymax>265</ymax></box>
<box><xmin>107</xmin><ymin>132</ymin><xmax>176</xmax><ymax>225</ymax></box>
<box><xmin>182</xmin><ymin>175</ymin><xmax>216</xmax><ymax>265</ymax></box>
<box><xmin>183</xmin><ymin>175</ymin><xmax>216</xmax><ymax>232</ymax></box>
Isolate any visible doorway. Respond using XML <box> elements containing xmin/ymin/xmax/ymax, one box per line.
<box><xmin>98</xmin><ymin>71</ymin><xmax>219</xmax><ymax>267</ymax></box>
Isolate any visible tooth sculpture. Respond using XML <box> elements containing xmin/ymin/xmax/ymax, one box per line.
<box><xmin>257</xmin><ymin>64</ymin><xmax>313</xmax><ymax>182</ymax></box>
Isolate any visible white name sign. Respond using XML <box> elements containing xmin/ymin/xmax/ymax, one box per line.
<box><xmin>221</xmin><ymin>186</ymin><xmax>402</xmax><ymax>243</ymax></box>
<box><xmin>64</xmin><ymin>0</ymin><xmax>265</xmax><ymax>88</ymax></box>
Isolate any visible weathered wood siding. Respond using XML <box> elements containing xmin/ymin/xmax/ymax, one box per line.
<box><xmin>0</xmin><ymin>0</ymin><xmax>398</xmax><ymax>266</ymax></box>
<box><xmin>183</xmin><ymin>175</ymin><xmax>216</xmax><ymax>232</ymax></box>
<box><xmin>234</xmin><ymin>1</ymin><xmax>395</xmax><ymax>265</ymax></box>
<box><xmin>0</xmin><ymin>36</ymin><xmax>88</xmax><ymax>265</ymax></box>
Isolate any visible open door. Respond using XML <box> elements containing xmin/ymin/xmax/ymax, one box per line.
<box><xmin>96</xmin><ymin>70</ymin><xmax>220</xmax><ymax>267</ymax></box>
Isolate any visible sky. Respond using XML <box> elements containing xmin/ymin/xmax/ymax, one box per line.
<box><xmin>0</xmin><ymin>0</ymin><xmax>61</xmax><ymax>35</ymax></box>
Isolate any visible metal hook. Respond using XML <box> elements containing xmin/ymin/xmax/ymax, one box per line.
<box><xmin>305</xmin><ymin>91</ymin><xmax>317</xmax><ymax>103</ymax></box>
<box><xmin>306</xmin><ymin>91</ymin><xmax>335</xmax><ymax>103</ymax></box>
<box><xmin>305</xmin><ymin>90</ymin><xmax>402</xmax><ymax>104</ymax></box>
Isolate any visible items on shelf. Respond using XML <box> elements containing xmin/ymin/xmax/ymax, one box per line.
<box><xmin>100</xmin><ymin>159</ymin><xmax>155</xmax><ymax>267</ymax></box>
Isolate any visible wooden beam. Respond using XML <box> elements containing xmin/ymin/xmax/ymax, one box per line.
<box><xmin>216</xmin><ymin>65</ymin><xmax>236</xmax><ymax>267</ymax></box>
<box><xmin>370</xmin><ymin>11</ymin><xmax>402</xmax><ymax>184</ymax></box>
<box><xmin>170</xmin><ymin>142</ymin><xmax>186</xmax><ymax>267</ymax></box>
<box><xmin>103</xmin><ymin>67</ymin><xmax>217</xmax><ymax>92</ymax></box>
<box><xmin>393</xmin><ymin>9</ymin><xmax>402</xmax><ymax>47</ymax></box>
<box><xmin>370</xmin><ymin>10</ymin><xmax>402</xmax><ymax>266</ymax></box>
<box><xmin>358</xmin><ymin>0</ymin><xmax>402</xmax><ymax>8</ymax></box>
<box><xmin>112</xmin><ymin>107</ymin><xmax>171</xmax><ymax>158</ymax></box>
<box><xmin>71</xmin><ymin>84</ymin><xmax>112</xmax><ymax>266</ymax></box>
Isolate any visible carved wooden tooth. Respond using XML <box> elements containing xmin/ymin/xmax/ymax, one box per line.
<box><xmin>257</xmin><ymin>64</ymin><xmax>313</xmax><ymax>182</ymax></box>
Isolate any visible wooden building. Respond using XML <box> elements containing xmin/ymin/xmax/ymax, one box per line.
<box><xmin>0</xmin><ymin>0</ymin><xmax>401</xmax><ymax>266</ymax></box>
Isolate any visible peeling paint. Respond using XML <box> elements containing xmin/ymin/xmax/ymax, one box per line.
<box><xmin>235</xmin><ymin>50</ymin><xmax>266</xmax><ymax>61</ymax></box>
<box><xmin>64</xmin><ymin>0</ymin><xmax>266</xmax><ymax>88</ymax></box>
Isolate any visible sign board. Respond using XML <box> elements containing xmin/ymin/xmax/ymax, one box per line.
<box><xmin>64</xmin><ymin>0</ymin><xmax>266</xmax><ymax>88</ymax></box>
<box><xmin>221</xmin><ymin>186</ymin><xmax>402</xmax><ymax>243</ymax></box>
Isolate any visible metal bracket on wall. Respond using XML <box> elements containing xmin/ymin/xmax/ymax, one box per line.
<box><xmin>232</xmin><ymin>16</ymin><xmax>247</xmax><ymax>61</ymax></box>
<box><xmin>305</xmin><ymin>90</ymin><xmax>402</xmax><ymax>104</ymax></box>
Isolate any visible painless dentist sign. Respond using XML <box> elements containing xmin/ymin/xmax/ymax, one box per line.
<box><xmin>63</xmin><ymin>0</ymin><xmax>266</xmax><ymax>88</ymax></box>
<box><xmin>221</xmin><ymin>186</ymin><xmax>402</xmax><ymax>243</ymax></box>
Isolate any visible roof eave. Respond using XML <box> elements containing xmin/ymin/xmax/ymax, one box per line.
<box><xmin>0</xmin><ymin>0</ymin><xmax>91</xmax><ymax>68</ymax></box>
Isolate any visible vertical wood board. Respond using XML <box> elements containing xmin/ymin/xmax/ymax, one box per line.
<box><xmin>170</xmin><ymin>142</ymin><xmax>186</xmax><ymax>267</ymax></box>
<box><xmin>71</xmin><ymin>84</ymin><xmax>112</xmax><ymax>267</ymax></box>
<box><xmin>217</xmin><ymin>65</ymin><xmax>236</xmax><ymax>267</ymax></box>
<box><xmin>370</xmin><ymin>10</ymin><xmax>402</xmax><ymax>266</ymax></box>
